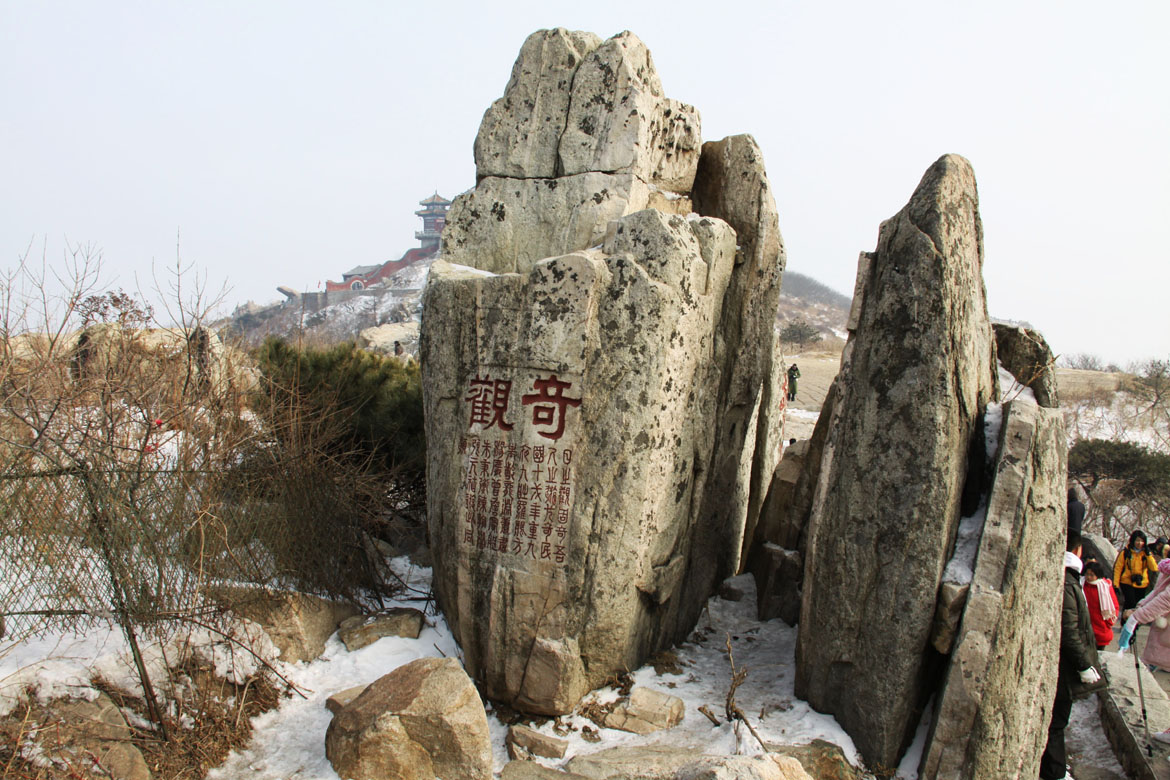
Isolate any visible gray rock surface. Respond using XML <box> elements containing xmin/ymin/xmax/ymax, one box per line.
<box><xmin>919</xmin><ymin>400</ymin><xmax>1067</xmax><ymax>779</ymax></box>
<box><xmin>325</xmin><ymin>684</ymin><xmax>368</xmax><ymax>715</ymax></box>
<box><xmin>423</xmin><ymin>209</ymin><xmax>739</xmax><ymax>713</ymax></box>
<box><xmin>994</xmin><ymin>323</ymin><xmax>1060</xmax><ymax>408</ymax></box>
<box><xmin>506</xmin><ymin>723</ymin><xmax>569</xmax><ymax>759</ymax></box>
<box><xmin>690</xmin><ymin>135</ymin><xmax>786</xmax><ymax>579</ymax></box>
<box><xmin>442</xmin><ymin>172</ymin><xmax>692</xmax><ymax>275</ymax></box>
<box><xmin>475</xmin><ymin>29</ymin><xmax>603</xmax><ymax>179</ymax></box>
<box><xmin>212</xmin><ymin>588</ymin><xmax>357</xmax><ymax>664</ymax></box>
<box><xmin>565</xmin><ymin>746</ymin><xmax>812</xmax><ymax>780</ymax></box>
<box><xmin>603</xmin><ymin>687</ymin><xmax>685</xmax><ymax>734</ymax></box>
<box><xmin>1083</xmin><ymin>532</ymin><xmax>1118</xmax><ymax>572</ymax></box>
<box><xmin>35</xmin><ymin>693</ymin><xmax>151</xmax><ymax>780</ymax></box>
<box><xmin>794</xmin><ymin>154</ymin><xmax>998</xmax><ymax>768</ymax></box>
<box><xmin>423</xmin><ymin>29</ymin><xmax>785</xmax><ymax>717</ymax></box>
<box><xmin>324</xmin><ymin>657</ymin><xmax>491</xmax><ymax>780</ymax></box>
<box><xmin>502</xmin><ymin>761</ymin><xmax>594</xmax><ymax>780</ymax></box>
<box><xmin>557</xmin><ymin>32</ymin><xmax>701</xmax><ymax>192</ymax></box>
<box><xmin>338</xmin><ymin>608</ymin><xmax>425</xmax><ymax>651</ymax></box>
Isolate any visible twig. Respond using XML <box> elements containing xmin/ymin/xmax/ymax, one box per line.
<box><xmin>175</xmin><ymin>615</ymin><xmax>307</xmax><ymax>699</ymax></box>
<box><xmin>724</xmin><ymin>633</ymin><xmax>769</xmax><ymax>753</ymax></box>
<box><xmin>698</xmin><ymin>704</ymin><xmax>721</xmax><ymax>726</ymax></box>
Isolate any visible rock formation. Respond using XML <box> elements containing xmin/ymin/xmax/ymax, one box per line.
<box><xmin>794</xmin><ymin>155</ymin><xmax>999</xmax><ymax>767</ymax></box>
<box><xmin>919</xmin><ymin>400</ymin><xmax>1065</xmax><ymax>779</ymax></box>
<box><xmin>324</xmin><ymin>657</ymin><xmax>492</xmax><ymax>780</ymax></box>
<box><xmin>422</xmin><ymin>28</ymin><xmax>785</xmax><ymax>714</ymax></box>
<box><xmin>993</xmin><ymin>322</ymin><xmax>1059</xmax><ymax>408</ymax></box>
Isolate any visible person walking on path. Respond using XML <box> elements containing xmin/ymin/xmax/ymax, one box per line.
<box><xmin>1114</xmin><ymin>529</ymin><xmax>1158</xmax><ymax>610</ymax></box>
<box><xmin>1117</xmin><ymin>556</ymin><xmax>1170</xmax><ymax>743</ymax></box>
<box><xmin>1083</xmin><ymin>560</ymin><xmax>1120</xmax><ymax>651</ymax></box>
<box><xmin>1040</xmin><ymin>513</ymin><xmax>1103</xmax><ymax>779</ymax></box>
<box><xmin>786</xmin><ymin>364</ymin><xmax>800</xmax><ymax>402</ymax></box>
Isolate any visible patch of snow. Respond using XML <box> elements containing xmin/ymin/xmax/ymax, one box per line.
<box><xmin>984</xmin><ymin>401</ymin><xmax>1003</xmax><ymax>463</ymax></box>
<box><xmin>997</xmin><ymin>362</ymin><xmax>1037</xmax><ymax>405</ymax></box>
<box><xmin>895</xmin><ymin>696</ymin><xmax>932</xmax><ymax>779</ymax></box>
<box><xmin>942</xmin><ymin>507</ymin><xmax>987</xmax><ymax>586</ymax></box>
<box><xmin>785</xmin><ymin>408</ymin><xmax>820</xmax><ymax>422</ymax></box>
<box><xmin>445</xmin><ymin>263</ymin><xmax>497</xmax><ymax>278</ymax></box>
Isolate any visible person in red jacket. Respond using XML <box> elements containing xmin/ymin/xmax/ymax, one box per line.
<box><xmin>1083</xmin><ymin>560</ymin><xmax>1120</xmax><ymax>650</ymax></box>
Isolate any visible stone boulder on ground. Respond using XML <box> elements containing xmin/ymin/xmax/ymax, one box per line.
<box><xmin>423</xmin><ymin>29</ymin><xmax>785</xmax><ymax>716</ymax></box>
<box><xmin>32</xmin><ymin>693</ymin><xmax>151</xmax><ymax>780</ymax></box>
<box><xmin>603</xmin><ymin>686</ymin><xmax>685</xmax><ymax>734</ymax></box>
<box><xmin>423</xmin><ymin>208</ymin><xmax>739</xmax><ymax>714</ymax></box>
<box><xmin>324</xmin><ymin>657</ymin><xmax>491</xmax><ymax>780</ymax></box>
<box><xmin>212</xmin><ymin>587</ymin><xmax>357</xmax><ymax>664</ymax></box>
<box><xmin>565</xmin><ymin>745</ymin><xmax>813</xmax><ymax>780</ymax></box>
<box><xmin>794</xmin><ymin>154</ymin><xmax>998</xmax><ymax>768</ymax></box>
<box><xmin>337</xmin><ymin>608</ymin><xmax>425</xmax><ymax>651</ymax></box>
<box><xmin>918</xmin><ymin>400</ymin><xmax>1066</xmax><ymax>779</ymax></box>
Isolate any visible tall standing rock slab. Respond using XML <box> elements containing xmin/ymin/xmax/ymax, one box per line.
<box><xmin>424</xmin><ymin>29</ymin><xmax>784</xmax><ymax>716</ymax></box>
<box><xmin>918</xmin><ymin>400</ymin><xmax>1065</xmax><ymax>779</ymax></box>
<box><xmin>794</xmin><ymin>155</ymin><xmax>998</xmax><ymax>768</ymax></box>
<box><xmin>690</xmin><ymin>135</ymin><xmax>787</xmax><ymax>580</ymax></box>
<box><xmin>423</xmin><ymin>210</ymin><xmax>738</xmax><ymax>713</ymax></box>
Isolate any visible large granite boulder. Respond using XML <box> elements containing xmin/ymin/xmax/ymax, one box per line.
<box><xmin>423</xmin><ymin>208</ymin><xmax>738</xmax><ymax>713</ymax></box>
<box><xmin>918</xmin><ymin>400</ymin><xmax>1066</xmax><ymax>779</ymax></box>
<box><xmin>324</xmin><ymin>657</ymin><xmax>492</xmax><ymax>780</ymax></box>
<box><xmin>794</xmin><ymin>154</ymin><xmax>998</xmax><ymax>768</ymax></box>
<box><xmin>211</xmin><ymin>587</ymin><xmax>357</xmax><ymax>664</ymax></box>
<box><xmin>423</xmin><ymin>29</ymin><xmax>785</xmax><ymax>715</ymax></box>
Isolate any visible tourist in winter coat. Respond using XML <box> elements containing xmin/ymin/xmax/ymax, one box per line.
<box><xmin>786</xmin><ymin>364</ymin><xmax>800</xmax><ymax>402</ymax></box>
<box><xmin>1120</xmin><ymin>557</ymin><xmax>1170</xmax><ymax>670</ymax></box>
<box><xmin>1041</xmin><ymin>523</ymin><xmax>1102</xmax><ymax>779</ymax></box>
<box><xmin>1083</xmin><ymin>560</ymin><xmax>1119</xmax><ymax>650</ymax></box>
<box><xmin>1114</xmin><ymin>529</ymin><xmax>1158</xmax><ymax>610</ymax></box>
<box><xmin>1118</xmin><ymin>556</ymin><xmax>1170</xmax><ymax>743</ymax></box>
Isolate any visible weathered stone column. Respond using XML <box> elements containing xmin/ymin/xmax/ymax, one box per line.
<box><xmin>422</xmin><ymin>211</ymin><xmax>739</xmax><ymax>713</ymax></box>
<box><xmin>794</xmin><ymin>154</ymin><xmax>998</xmax><ymax>767</ymax></box>
<box><xmin>421</xmin><ymin>27</ymin><xmax>785</xmax><ymax>716</ymax></box>
<box><xmin>918</xmin><ymin>400</ymin><xmax>1065</xmax><ymax>779</ymax></box>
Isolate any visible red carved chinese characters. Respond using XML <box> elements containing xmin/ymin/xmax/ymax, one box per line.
<box><xmin>458</xmin><ymin>432</ymin><xmax>575</xmax><ymax>566</ymax></box>
<box><xmin>466</xmin><ymin>375</ymin><xmax>514</xmax><ymax>431</ymax></box>
<box><xmin>521</xmin><ymin>375</ymin><xmax>581</xmax><ymax>441</ymax></box>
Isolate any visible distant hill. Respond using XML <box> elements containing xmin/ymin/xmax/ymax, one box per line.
<box><xmin>781</xmin><ymin>271</ymin><xmax>852</xmax><ymax>309</ymax></box>
<box><xmin>777</xmin><ymin>270</ymin><xmax>851</xmax><ymax>342</ymax></box>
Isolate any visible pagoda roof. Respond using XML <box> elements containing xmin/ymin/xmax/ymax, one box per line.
<box><xmin>418</xmin><ymin>192</ymin><xmax>451</xmax><ymax>206</ymax></box>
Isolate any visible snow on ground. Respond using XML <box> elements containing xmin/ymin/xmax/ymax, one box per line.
<box><xmin>206</xmin><ymin>566</ymin><xmax>872</xmax><ymax>780</ymax></box>
<box><xmin>1</xmin><ymin>557</ymin><xmax>1126</xmax><ymax>780</ymax></box>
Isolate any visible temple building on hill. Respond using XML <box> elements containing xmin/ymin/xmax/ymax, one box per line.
<box><xmin>323</xmin><ymin>193</ymin><xmax>451</xmax><ymax>292</ymax></box>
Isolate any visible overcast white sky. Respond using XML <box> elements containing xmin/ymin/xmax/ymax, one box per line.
<box><xmin>2</xmin><ymin>1</ymin><xmax>1167</xmax><ymax>364</ymax></box>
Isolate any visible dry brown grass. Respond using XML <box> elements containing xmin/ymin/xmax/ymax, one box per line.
<box><xmin>0</xmin><ymin>668</ymin><xmax>283</xmax><ymax>780</ymax></box>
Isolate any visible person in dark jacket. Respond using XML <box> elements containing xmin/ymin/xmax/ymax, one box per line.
<box><xmin>1040</xmin><ymin>509</ymin><xmax>1101</xmax><ymax>780</ymax></box>
<box><xmin>786</xmin><ymin>364</ymin><xmax>800</xmax><ymax>402</ymax></box>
